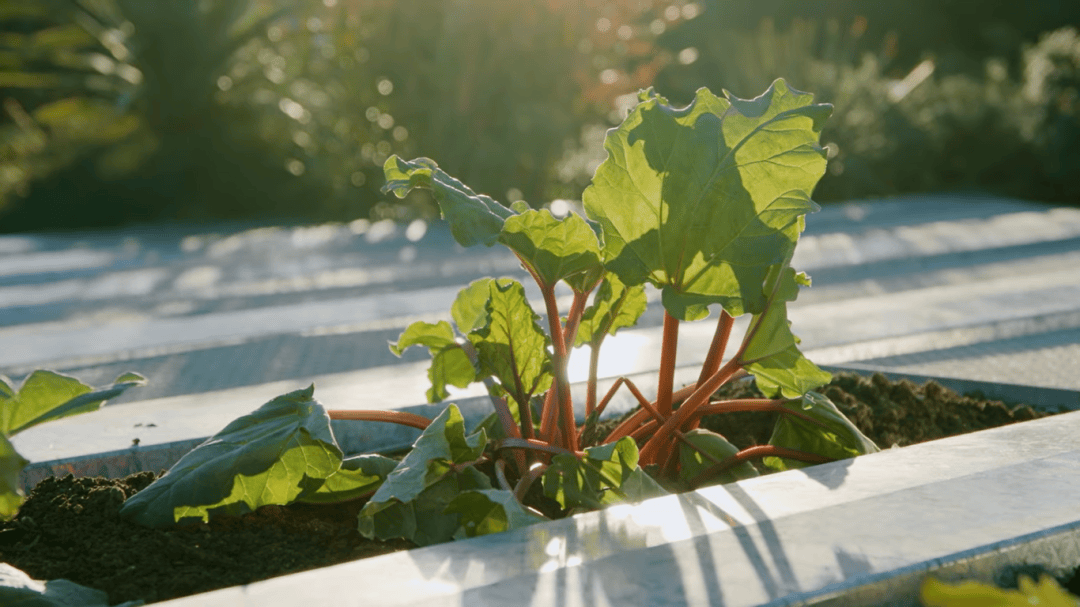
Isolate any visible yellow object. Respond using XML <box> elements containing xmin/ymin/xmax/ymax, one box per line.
<box><xmin>921</xmin><ymin>574</ymin><xmax>1080</xmax><ymax>607</ymax></box>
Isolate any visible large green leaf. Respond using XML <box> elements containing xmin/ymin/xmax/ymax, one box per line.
<box><xmin>582</xmin><ymin>80</ymin><xmax>830</xmax><ymax>320</ymax></box>
<box><xmin>499</xmin><ymin>209</ymin><xmax>603</xmax><ymax>290</ymax></box>
<box><xmin>444</xmin><ymin>489</ymin><xmax>548</xmax><ymax>538</ymax></box>
<box><xmin>358</xmin><ymin>405</ymin><xmax>490</xmax><ymax>546</ymax></box>
<box><xmin>0</xmin><ymin>371</ymin><xmax>145</xmax><ymax>436</ymax></box>
<box><xmin>543</xmin><ymin>437</ymin><xmax>667</xmax><ymax>511</ymax></box>
<box><xmin>574</xmin><ymin>273</ymin><xmax>647</xmax><ymax>348</ymax></box>
<box><xmin>389</xmin><ymin>320</ymin><xmax>476</xmax><ymax>402</ymax></box>
<box><xmin>765</xmin><ymin>391</ymin><xmax>880</xmax><ymax>471</ymax></box>
<box><xmin>468</xmin><ymin>279</ymin><xmax>553</xmax><ymax>408</ymax></box>
<box><xmin>119</xmin><ymin>386</ymin><xmax>342</xmax><ymax>527</ymax></box>
<box><xmin>383</xmin><ymin>156</ymin><xmax>515</xmax><ymax>247</ymax></box>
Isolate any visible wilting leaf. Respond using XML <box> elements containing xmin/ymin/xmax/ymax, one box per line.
<box><xmin>119</xmin><ymin>386</ymin><xmax>342</xmax><ymax>527</ymax></box>
<box><xmin>765</xmin><ymin>391</ymin><xmax>880</xmax><ymax>471</ymax></box>
<box><xmin>583</xmin><ymin>80</ymin><xmax>830</xmax><ymax>320</ymax></box>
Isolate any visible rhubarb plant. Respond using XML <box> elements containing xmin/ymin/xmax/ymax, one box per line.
<box><xmin>120</xmin><ymin>79</ymin><xmax>878</xmax><ymax>545</ymax></box>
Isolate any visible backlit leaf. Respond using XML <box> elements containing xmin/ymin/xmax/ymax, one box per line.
<box><xmin>678</xmin><ymin>428</ymin><xmax>759</xmax><ymax>487</ymax></box>
<box><xmin>583</xmin><ymin>80</ymin><xmax>830</xmax><ymax>320</ymax></box>
<box><xmin>390</xmin><ymin>320</ymin><xmax>476</xmax><ymax>402</ymax></box>
<box><xmin>0</xmin><ymin>435</ymin><xmax>28</xmax><ymax>519</ymax></box>
<box><xmin>499</xmin><ymin>209</ymin><xmax>602</xmax><ymax>290</ymax></box>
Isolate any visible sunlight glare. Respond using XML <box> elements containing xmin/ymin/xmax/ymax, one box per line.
<box><xmin>566</xmin><ymin>332</ymin><xmax>651</xmax><ymax>383</ymax></box>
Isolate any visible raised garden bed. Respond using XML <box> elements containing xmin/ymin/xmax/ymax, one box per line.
<box><xmin>3</xmin><ymin>368</ymin><xmax>1078</xmax><ymax>606</ymax></box>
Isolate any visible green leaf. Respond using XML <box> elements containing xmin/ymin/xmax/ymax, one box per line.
<box><xmin>0</xmin><ymin>563</ymin><xmax>144</xmax><ymax>607</ymax></box>
<box><xmin>382</xmin><ymin>156</ymin><xmax>514</xmax><ymax>247</ymax></box>
<box><xmin>119</xmin><ymin>386</ymin><xmax>342</xmax><ymax>527</ymax></box>
<box><xmin>444</xmin><ymin>489</ymin><xmax>548</xmax><ymax>538</ymax></box>
<box><xmin>574</xmin><ymin>274</ymin><xmax>648</xmax><ymax>347</ymax></box>
<box><xmin>390</xmin><ymin>320</ymin><xmax>476</xmax><ymax>402</ymax></box>
<box><xmin>1</xmin><ymin>371</ymin><xmax>146</xmax><ymax>436</ymax></box>
<box><xmin>678</xmin><ymin>428</ymin><xmax>759</xmax><ymax>487</ymax></box>
<box><xmin>451</xmin><ymin>278</ymin><xmax>495</xmax><ymax>333</ymax></box>
<box><xmin>582</xmin><ymin>80</ymin><xmax>830</xmax><ymax>320</ymax></box>
<box><xmin>765</xmin><ymin>391</ymin><xmax>880</xmax><ymax>471</ymax></box>
<box><xmin>297</xmin><ymin>454</ymin><xmax>398</xmax><ymax>504</ymax></box>
<box><xmin>543</xmin><ymin>437</ymin><xmax>667</xmax><ymax>511</ymax></box>
<box><xmin>358</xmin><ymin>405</ymin><xmax>490</xmax><ymax>545</ymax></box>
<box><xmin>498</xmin><ymin>209</ymin><xmax>603</xmax><ymax>290</ymax></box>
<box><xmin>0</xmin><ymin>434</ymin><xmax>29</xmax><ymax>519</ymax></box>
<box><xmin>468</xmin><ymin>280</ymin><xmax>553</xmax><ymax>407</ymax></box>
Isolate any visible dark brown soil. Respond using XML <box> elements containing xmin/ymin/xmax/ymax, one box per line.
<box><xmin>0</xmin><ymin>372</ymin><xmax>1064</xmax><ymax>605</ymax></box>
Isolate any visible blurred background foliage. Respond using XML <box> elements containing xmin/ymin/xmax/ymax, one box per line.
<box><xmin>1</xmin><ymin>0</ymin><xmax>1078</xmax><ymax>232</ymax></box>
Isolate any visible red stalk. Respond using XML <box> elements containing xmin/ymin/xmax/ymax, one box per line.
<box><xmin>685</xmin><ymin>445</ymin><xmax>835</xmax><ymax>489</ymax></box>
<box><xmin>688</xmin><ymin>311</ymin><xmax>734</xmax><ymax>430</ymax></box>
<box><xmin>656</xmin><ymin>312</ymin><xmax>680</xmax><ymax>417</ymax></box>
<box><xmin>327</xmin><ymin>409</ymin><xmax>432</xmax><ymax>431</ymax></box>
<box><xmin>638</xmin><ymin>356</ymin><xmax>744</xmax><ymax>465</ymax></box>
<box><xmin>538</xmin><ymin>283</ymin><xmax>578</xmax><ymax>453</ymax></box>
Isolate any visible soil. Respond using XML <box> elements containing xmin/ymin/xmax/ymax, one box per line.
<box><xmin>0</xmin><ymin>372</ymin><xmax>1073</xmax><ymax>605</ymax></box>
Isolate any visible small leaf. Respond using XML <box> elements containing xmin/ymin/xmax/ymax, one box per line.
<box><xmin>0</xmin><ymin>435</ymin><xmax>29</xmax><ymax>519</ymax></box>
<box><xmin>451</xmin><ymin>278</ymin><xmax>495</xmax><ymax>333</ymax></box>
<box><xmin>765</xmin><ymin>392</ymin><xmax>880</xmax><ymax>471</ymax></box>
<box><xmin>119</xmin><ymin>386</ymin><xmax>342</xmax><ymax>527</ymax></box>
<box><xmin>468</xmin><ymin>280</ymin><xmax>553</xmax><ymax>407</ymax></box>
<box><xmin>678</xmin><ymin>428</ymin><xmax>759</xmax><ymax>487</ymax></box>
<box><xmin>574</xmin><ymin>274</ymin><xmax>647</xmax><ymax>348</ymax></box>
<box><xmin>543</xmin><ymin>437</ymin><xmax>667</xmax><ymax>511</ymax></box>
<box><xmin>444</xmin><ymin>489</ymin><xmax>547</xmax><ymax>538</ymax></box>
<box><xmin>498</xmin><ymin>209</ymin><xmax>603</xmax><ymax>289</ymax></box>
<box><xmin>1</xmin><ymin>370</ymin><xmax>144</xmax><ymax>436</ymax></box>
<box><xmin>390</xmin><ymin>320</ymin><xmax>476</xmax><ymax>402</ymax></box>
<box><xmin>382</xmin><ymin>156</ymin><xmax>514</xmax><ymax>248</ymax></box>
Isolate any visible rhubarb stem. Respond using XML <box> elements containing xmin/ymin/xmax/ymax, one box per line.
<box><xmin>656</xmin><ymin>311</ymin><xmax>680</xmax><ymax>417</ymax></box>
